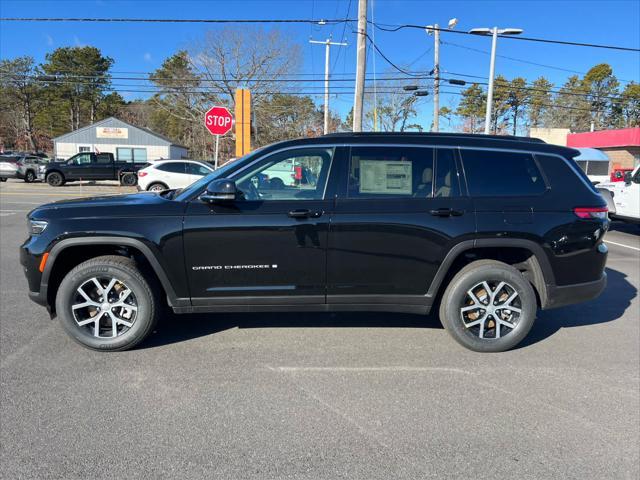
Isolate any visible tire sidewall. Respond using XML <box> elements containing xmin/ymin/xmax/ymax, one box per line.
<box><xmin>148</xmin><ymin>183</ymin><xmax>166</xmax><ymax>192</ymax></box>
<box><xmin>440</xmin><ymin>264</ymin><xmax>537</xmax><ymax>352</ymax></box>
<box><xmin>25</xmin><ymin>171</ymin><xmax>35</xmax><ymax>182</ymax></box>
<box><xmin>47</xmin><ymin>172</ymin><xmax>63</xmax><ymax>186</ymax></box>
<box><xmin>120</xmin><ymin>172</ymin><xmax>137</xmax><ymax>186</ymax></box>
<box><xmin>56</xmin><ymin>262</ymin><xmax>154</xmax><ymax>351</ymax></box>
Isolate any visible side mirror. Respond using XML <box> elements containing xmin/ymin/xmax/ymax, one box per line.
<box><xmin>624</xmin><ymin>171</ymin><xmax>632</xmax><ymax>185</ymax></box>
<box><xmin>200</xmin><ymin>178</ymin><xmax>237</xmax><ymax>203</ymax></box>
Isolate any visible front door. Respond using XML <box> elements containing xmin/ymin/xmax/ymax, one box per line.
<box><xmin>183</xmin><ymin>146</ymin><xmax>338</xmax><ymax>306</ymax></box>
<box><xmin>65</xmin><ymin>153</ymin><xmax>95</xmax><ymax>180</ymax></box>
<box><xmin>327</xmin><ymin>145</ymin><xmax>475</xmax><ymax>306</ymax></box>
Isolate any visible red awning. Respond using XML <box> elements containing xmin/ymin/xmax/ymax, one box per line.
<box><xmin>567</xmin><ymin>128</ymin><xmax>640</xmax><ymax>148</ymax></box>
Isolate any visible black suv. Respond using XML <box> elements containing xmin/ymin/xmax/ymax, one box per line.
<box><xmin>21</xmin><ymin>133</ymin><xmax>609</xmax><ymax>352</ymax></box>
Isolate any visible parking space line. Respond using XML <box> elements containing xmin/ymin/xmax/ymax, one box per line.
<box><xmin>605</xmin><ymin>240</ymin><xmax>640</xmax><ymax>252</ymax></box>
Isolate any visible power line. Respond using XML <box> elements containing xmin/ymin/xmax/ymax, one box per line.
<box><xmin>442</xmin><ymin>40</ymin><xmax>638</xmax><ymax>83</ymax></box>
<box><xmin>0</xmin><ymin>17</ymin><xmax>354</xmax><ymax>25</ymax></box>
<box><xmin>370</xmin><ymin>22</ymin><xmax>640</xmax><ymax>52</ymax></box>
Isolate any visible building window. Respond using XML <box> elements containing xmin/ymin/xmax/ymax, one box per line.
<box><xmin>116</xmin><ymin>148</ymin><xmax>147</xmax><ymax>163</ymax></box>
<box><xmin>78</xmin><ymin>146</ymin><xmax>91</xmax><ymax>153</ymax></box>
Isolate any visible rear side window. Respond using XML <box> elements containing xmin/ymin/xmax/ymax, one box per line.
<box><xmin>156</xmin><ymin>162</ymin><xmax>188</xmax><ymax>174</ymax></box>
<box><xmin>96</xmin><ymin>154</ymin><xmax>112</xmax><ymax>164</ymax></box>
<box><xmin>348</xmin><ymin>146</ymin><xmax>434</xmax><ymax>198</ymax></box>
<box><xmin>461</xmin><ymin>149</ymin><xmax>546</xmax><ymax>196</ymax></box>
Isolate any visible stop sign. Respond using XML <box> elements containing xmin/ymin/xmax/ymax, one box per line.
<box><xmin>204</xmin><ymin>106</ymin><xmax>233</xmax><ymax>136</ymax></box>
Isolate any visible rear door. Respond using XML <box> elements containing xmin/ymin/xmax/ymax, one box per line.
<box><xmin>327</xmin><ymin>145</ymin><xmax>475</xmax><ymax>306</ymax></box>
<box><xmin>94</xmin><ymin>153</ymin><xmax>115</xmax><ymax>180</ymax></box>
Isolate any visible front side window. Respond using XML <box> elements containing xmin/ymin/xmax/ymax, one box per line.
<box><xmin>234</xmin><ymin>148</ymin><xmax>333</xmax><ymax>201</ymax></box>
<box><xmin>348</xmin><ymin>146</ymin><xmax>435</xmax><ymax>198</ymax></box>
<box><xmin>189</xmin><ymin>163</ymin><xmax>212</xmax><ymax>176</ymax></box>
<box><xmin>70</xmin><ymin>153</ymin><xmax>92</xmax><ymax>165</ymax></box>
<box><xmin>462</xmin><ymin>149</ymin><xmax>546</xmax><ymax>196</ymax></box>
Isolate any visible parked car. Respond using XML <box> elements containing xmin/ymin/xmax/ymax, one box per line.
<box><xmin>610</xmin><ymin>167</ymin><xmax>633</xmax><ymax>182</ymax></box>
<box><xmin>40</xmin><ymin>152</ymin><xmax>143</xmax><ymax>186</ymax></box>
<box><xmin>0</xmin><ymin>155</ymin><xmax>19</xmax><ymax>182</ymax></box>
<box><xmin>16</xmin><ymin>155</ymin><xmax>50</xmax><ymax>183</ymax></box>
<box><xmin>137</xmin><ymin>160</ymin><xmax>214</xmax><ymax>192</ymax></box>
<box><xmin>598</xmin><ymin>165</ymin><xmax>640</xmax><ymax>223</ymax></box>
<box><xmin>22</xmin><ymin>132</ymin><xmax>609</xmax><ymax>353</ymax></box>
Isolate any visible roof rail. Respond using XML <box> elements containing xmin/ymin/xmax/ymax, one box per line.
<box><xmin>323</xmin><ymin>131</ymin><xmax>546</xmax><ymax>144</ymax></box>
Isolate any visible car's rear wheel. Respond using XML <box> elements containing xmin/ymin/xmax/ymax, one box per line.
<box><xmin>439</xmin><ymin>260</ymin><xmax>537</xmax><ymax>352</ymax></box>
<box><xmin>55</xmin><ymin>255</ymin><xmax>159</xmax><ymax>351</ymax></box>
<box><xmin>24</xmin><ymin>170</ymin><xmax>36</xmax><ymax>183</ymax></box>
<box><xmin>46</xmin><ymin>172</ymin><xmax>65</xmax><ymax>187</ymax></box>
<box><xmin>147</xmin><ymin>182</ymin><xmax>168</xmax><ymax>192</ymax></box>
<box><xmin>120</xmin><ymin>172</ymin><xmax>137</xmax><ymax>186</ymax></box>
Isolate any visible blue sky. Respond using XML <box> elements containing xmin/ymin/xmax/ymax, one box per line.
<box><xmin>1</xmin><ymin>0</ymin><xmax>639</xmax><ymax>128</ymax></box>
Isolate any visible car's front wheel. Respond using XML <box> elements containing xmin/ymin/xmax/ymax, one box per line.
<box><xmin>0</xmin><ymin>177</ymin><xmax>7</xmax><ymax>182</ymax></box>
<box><xmin>439</xmin><ymin>260</ymin><xmax>537</xmax><ymax>352</ymax></box>
<box><xmin>55</xmin><ymin>255</ymin><xmax>159</xmax><ymax>351</ymax></box>
<box><xmin>46</xmin><ymin>172</ymin><xmax>65</xmax><ymax>187</ymax></box>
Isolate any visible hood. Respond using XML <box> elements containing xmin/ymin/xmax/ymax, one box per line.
<box><xmin>29</xmin><ymin>191</ymin><xmax>185</xmax><ymax>220</ymax></box>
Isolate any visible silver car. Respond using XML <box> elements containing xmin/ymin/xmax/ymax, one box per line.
<box><xmin>0</xmin><ymin>155</ymin><xmax>19</xmax><ymax>182</ymax></box>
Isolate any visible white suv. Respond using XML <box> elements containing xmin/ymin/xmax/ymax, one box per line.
<box><xmin>137</xmin><ymin>160</ymin><xmax>214</xmax><ymax>192</ymax></box>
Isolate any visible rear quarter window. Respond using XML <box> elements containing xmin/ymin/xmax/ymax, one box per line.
<box><xmin>535</xmin><ymin>153</ymin><xmax>599</xmax><ymax>194</ymax></box>
<box><xmin>461</xmin><ymin>149</ymin><xmax>546</xmax><ymax>196</ymax></box>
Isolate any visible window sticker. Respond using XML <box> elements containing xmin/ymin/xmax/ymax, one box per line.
<box><xmin>359</xmin><ymin>160</ymin><xmax>412</xmax><ymax>195</ymax></box>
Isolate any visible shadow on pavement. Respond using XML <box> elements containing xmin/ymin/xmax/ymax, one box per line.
<box><xmin>521</xmin><ymin>267</ymin><xmax>636</xmax><ymax>348</ymax></box>
<box><xmin>140</xmin><ymin>267</ymin><xmax>635</xmax><ymax>351</ymax></box>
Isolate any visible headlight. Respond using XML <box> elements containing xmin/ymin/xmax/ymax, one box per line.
<box><xmin>38</xmin><ymin>165</ymin><xmax>46</xmax><ymax>172</ymax></box>
<box><xmin>28</xmin><ymin>220</ymin><xmax>48</xmax><ymax>235</ymax></box>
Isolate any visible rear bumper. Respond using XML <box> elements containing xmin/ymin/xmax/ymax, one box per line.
<box><xmin>543</xmin><ymin>272</ymin><xmax>607</xmax><ymax>310</ymax></box>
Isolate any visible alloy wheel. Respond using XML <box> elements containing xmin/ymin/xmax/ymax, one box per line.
<box><xmin>71</xmin><ymin>276</ymin><xmax>138</xmax><ymax>338</ymax></box>
<box><xmin>460</xmin><ymin>280</ymin><xmax>521</xmax><ymax>339</ymax></box>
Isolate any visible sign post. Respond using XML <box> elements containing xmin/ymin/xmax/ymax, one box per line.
<box><xmin>204</xmin><ymin>106</ymin><xmax>233</xmax><ymax>168</ymax></box>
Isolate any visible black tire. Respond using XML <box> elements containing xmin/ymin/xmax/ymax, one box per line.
<box><xmin>120</xmin><ymin>172</ymin><xmax>137</xmax><ymax>186</ymax></box>
<box><xmin>439</xmin><ymin>260</ymin><xmax>537</xmax><ymax>353</ymax></box>
<box><xmin>24</xmin><ymin>170</ymin><xmax>36</xmax><ymax>183</ymax></box>
<box><xmin>55</xmin><ymin>255</ymin><xmax>159</xmax><ymax>351</ymax></box>
<box><xmin>46</xmin><ymin>171</ymin><xmax>65</xmax><ymax>187</ymax></box>
<box><xmin>147</xmin><ymin>182</ymin><xmax>168</xmax><ymax>192</ymax></box>
<box><xmin>0</xmin><ymin>177</ymin><xmax>7</xmax><ymax>182</ymax></box>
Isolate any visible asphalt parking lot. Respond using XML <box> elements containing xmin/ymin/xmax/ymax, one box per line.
<box><xmin>1</xmin><ymin>179</ymin><xmax>638</xmax><ymax>479</ymax></box>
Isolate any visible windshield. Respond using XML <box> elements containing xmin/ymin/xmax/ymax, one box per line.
<box><xmin>174</xmin><ymin>147</ymin><xmax>267</xmax><ymax>202</ymax></box>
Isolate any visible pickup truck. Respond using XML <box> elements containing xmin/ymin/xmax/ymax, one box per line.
<box><xmin>41</xmin><ymin>152</ymin><xmax>143</xmax><ymax>187</ymax></box>
<box><xmin>597</xmin><ymin>165</ymin><xmax>640</xmax><ymax>223</ymax></box>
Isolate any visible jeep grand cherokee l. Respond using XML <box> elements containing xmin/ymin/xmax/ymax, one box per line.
<box><xmin>21</xmin><ymin>133</ymin><xmax>609</xmax><ymax>352</ymax></box>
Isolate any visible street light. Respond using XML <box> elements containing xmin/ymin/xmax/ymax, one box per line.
<box><xmin>469</xmin><ymin>26</ymin><xmax>523</xmax><ymax>134</ymax></box>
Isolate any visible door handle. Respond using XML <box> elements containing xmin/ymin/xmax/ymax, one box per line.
<box><xmin>288</xmin><ymin>209</ymin><xmax>323</xmax><ymax>219</ymax></box>
<box><xmin>429</xmin><ymin>208</ymin><xmax>464</xmax><ymax>217</ymax></box>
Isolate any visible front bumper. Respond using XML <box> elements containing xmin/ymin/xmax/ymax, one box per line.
<box><xmin>543</xmin><ymin>272</ymin><xmax>607</xmax><ymax>310</ymax></box>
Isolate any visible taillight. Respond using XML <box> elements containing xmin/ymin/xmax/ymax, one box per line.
<box><xmin>138</xmin><ymin>171</ymin><xmax>147</xmax><ymax>177</ymax></box>
<box><xmin>573</xmin><ymin>206</ymin><xmax>608</xmax><ymax>219</ymax></box>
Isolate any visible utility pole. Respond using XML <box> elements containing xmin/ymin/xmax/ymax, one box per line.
<box><xmin>432</xmin><ymin>24</ymin><xmax>440</xmax><ymax>132</ymax></box>
<box><xmin>469</xmin><ymin>26</ymin><xmax>523</xmax><ymax>134</ymax></box>
<box><xmin>310</xmin><ymin>37</ymin><xmax>347</xmax><ymax>135</ymax></box>
<box><xmin>353</xmin><ymin>0</ymin><xmax>367</xmax><ymax>132</ymax></box>
<box><xmin>426</xmin><ymin>19</ymin><xmax>457</xmax><ymax>132</ymax></box>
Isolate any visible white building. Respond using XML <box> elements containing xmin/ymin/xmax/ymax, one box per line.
<box><xmin>53</xmin><ymin>117</ymin><xmax>188</xmax><ymax>162</ymax></box>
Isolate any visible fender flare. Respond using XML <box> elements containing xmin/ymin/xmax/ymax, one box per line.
<box><xmin>425</xmin><ymin>238</ymin><xmax>554</xmax><ymax>304</ymax></box>
<box><xmin>41</xmin><ymin>236</ymin><xmax>185</xmax><ymax>307</ymax></box>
